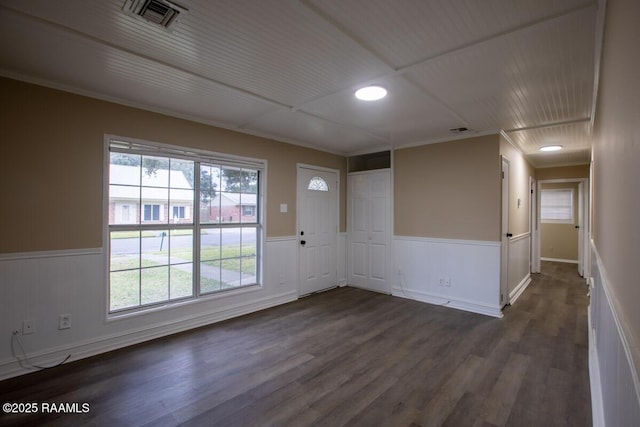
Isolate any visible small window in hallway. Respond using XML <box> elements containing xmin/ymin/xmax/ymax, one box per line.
<box><xmin>541</xmin><ymin>188</ymin><xmax>574</xmax><ymax>223</ymax></box>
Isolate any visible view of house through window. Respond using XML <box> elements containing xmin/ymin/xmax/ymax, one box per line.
<box><xmin>107</xmin><ymin>139</ymin><xmax>263</xmax><ymax>313</ymax></box>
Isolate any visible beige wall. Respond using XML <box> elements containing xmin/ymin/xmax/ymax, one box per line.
<box><xmin>536</xmin><ymin>164</ymin><xmax>590</xmax><ymax>180</ymax></box>
<box><xmin>500</xmin><ymin>135</ymin><xmax>535</xmax><ymax>237</ymax></box>
<box><xmin>592</xmin><ymin>0</ymin><xmax>640</xmax><ymax>369</ymax></box>
<box><xmin>540</xmin><ymin>182</ymin><xmax>579</xmax><ymax>261</ymax></box>
<box><xmin>394</xmin><ymin>134</ymin><xmax>501</xmax><ymax>241</ymax></box>
<box><xmin>0</xmin><ymin>78</ymin><xmax>347</xmax><ymax>253</ymax></box>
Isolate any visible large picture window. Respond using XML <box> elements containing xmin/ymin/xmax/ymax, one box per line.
<box><xmin>107</xmin><ymin>138</ymin><xmax>263</xmax><ymax>313</ymax></box>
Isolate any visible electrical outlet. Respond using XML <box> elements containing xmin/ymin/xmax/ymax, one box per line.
<box><xmin>58</xmin><ymin>314</ymin><xmax>71</xmax><ymax>330</ymax></box>
<box><xmin>439</xmin><ymin>278</ymin><xmax>451</xmax><ymax>287</ymax></box>
<box><xmin>22</xmin><ymin>319</ymin><xmax>35</xmax><ymax>335</ymax></box>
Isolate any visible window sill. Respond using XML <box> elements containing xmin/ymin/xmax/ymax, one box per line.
<box><xmin>106</xmin><ymin>283</ymin><xmax>263</xmax><ymax>323</ymax></box>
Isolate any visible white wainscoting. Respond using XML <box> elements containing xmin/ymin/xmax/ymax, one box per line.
<box><xmin>507</xmin><ymin>233</ymin><xmax>532</xmax><ymax>305</ymax></box>
<box><xmin>0</xmin><ymin>237</ymin><xmax>299</xmax><ymax>380</ymax></box>
<box><xmin>338</xmin><ymin>232</ymin><xmax>347</xmax><ymax>286</ymax></box>
<box><xmin>589</xmin><ymin>242</ymin><xmax>640</xmax><ymax>427</ymax></box>
<box><xmin>393</xmin><ymin>236</ymin><xmax>502</xmax><ymax>318</ymax></box>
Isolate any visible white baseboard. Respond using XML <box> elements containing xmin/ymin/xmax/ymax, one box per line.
<box><xmin>392</xmin><ymin>287</ymin><xmax>503</xmax><ymax>318</ymax></box>
<box><xmin>541</xmin><ymin>257</ymin><xmax>579</xmax><ymax>264</ymax></box>
<box><xmin>508</xmin><ymin>274</ymin><xmax>531</xmax><ymax>305</ymax></box>
<box><xmin>0</xmin><ymin>291</ymin><xmax>297</xmax><ymax>381</ymax></box>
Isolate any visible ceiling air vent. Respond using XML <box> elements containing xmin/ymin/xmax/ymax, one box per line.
<box><xmin>122</xmin><ymin>0</ymin><xmax>187</xmax><ymax>29</ymax></box>
<box><xmin>449</xmin><ymin>127</ymin><xmax>478</xmax><ymax>135</ymax></box>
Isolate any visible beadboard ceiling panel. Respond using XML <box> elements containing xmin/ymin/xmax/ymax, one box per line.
<box><xmin>0</xmin><ymin>1</ymin><xmax>601</xmax><ymax>166</ymax></box>
<box><xmin>0</xmin><ymin>0</ymin><xmax>392</xmax><ymax>106</ymax></box>
<box><xmin>247</xmin><ymin>109</ymin><xmax>379</xmax><ymax>154</ymax></box>
<box><xmin>0</xmin><ymin>9</ymin><xmax>280</xmax><ymax>127</ymax></box>
<box><xmin>305</xmin><ymin>0</ymin><xmax>594</xmax><ymax>68</ymax></box>
<box><xmin>405</xmin><ymin>7</ymin><xmax>596</xmax><ymax>132</ymax></box>
<box><xmin>300</xmin><ymin>75</ymin><xmax>462</xmax><ymax>145</ymax></box>
<box><xmin>506</xmin><ymin>121</ymin><xmax>592</xmax><ymax>167</ymax></box>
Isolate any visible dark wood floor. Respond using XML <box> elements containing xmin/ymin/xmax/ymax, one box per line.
<box><xmin>0</xmin><ymin>261</ymin><xmax>591</xmax><ymax>427</ymax></box>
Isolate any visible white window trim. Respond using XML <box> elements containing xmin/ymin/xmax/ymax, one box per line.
<box><xmin>103</xmin><ymin>135</ymin><xmax>267</xmax><ymax>318</ymax></box>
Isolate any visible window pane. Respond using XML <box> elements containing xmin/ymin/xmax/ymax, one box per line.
<box><xmin>200</xmin><ymin>164</ymin><xmax>221</xmax><ymax>224</ymax></box>
<box><xmin>169</xmin><ymin>159</ymin><xmax>194</xmax><ymax>189</ymax></box>
<box><xmin>109</xmin><ymin>185</ymin><xmax>140</xmax><ymax>225</ymax></box>
<box><xmin>141</xmin><ymin>187</ymin><xmax>168</xmax><ymax>223</ymax></box>
<box><xmin>221</xmin><ymin>228</ymin><xmax>242</xmax><ymax>256</ymax></box>
<box><xmin>240</xmin><ymin>193</ymin><xmax>257</xmax><ymax>224</ymax></box>
<box><xmin>241</xmin><ymin>227</ymin><xmax>257</xmax><ymax>257</ymax></box>
<box><xmin>109</xmin><ymin>153</ymin><xmax>140</xmax><ymax>186</ymax></box>
<box><xmin>215</xmin><ymin>192</ymin><xmax>237</xmax><ymax>223</ymax></box>
<box><xmin>201</xmin><ymin>228</ymin><xmax>221</xmax><ymax>261</ymax></box>
<box><xmin>141</xmin><ymin>156</ymin><xmax>169</xmax><ymax>187</ymax></box>
<box><xmin>141</xmin><ymin>266</ymin><xmax>169</xmax><ymax>305</ymax></box>
<box><xmin>201</xmin><ymin>260</ymin><xmax>222</xmax><ymax>294</ymax></box>
<box><xmin>220</xmin><ymin>258</ymin><xmax>242</xmax><ymax>289</ymax></box>
<box><xmin>110</xmin><ymin>231</ymin><xmax>140</xmax><ymax>271</ymax></box>
<box><xmin>141</xmin><ymin>230</ymin><xmax>169</xmax><ymax>268</ymax></box>
<box><xmin>170</xmin><ymin>188</ymin><xmax>193</xmax><ymax>223</ymax></box>
<box><xmin>240</xmin><ymin>256</ymin><xmax>257</xmax><ymax>285</ymax></box>
<box><xmin>110</xmin><ymin>270</ymin><xmax>140</xmax><ymax>310</ymax></box>
<box><xmin>170</xmin><ymin>264</ymin><xmax>193</xmax><ymax>299</ymax></box>
<box><xmin>170</xmin><ymin>230</ymin><xmax>192</xmax><ymax>263</ymax></box>
<box><xmin>241</xmin><ymin>170</ymin><xmax>258</xmax><ymax>193</ymax></box>
<box><xmin>221</xmin><ymin>166</ymin><xmax>242</xmax><ymax>192</ymax></box>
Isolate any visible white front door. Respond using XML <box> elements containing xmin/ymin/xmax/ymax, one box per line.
<box><xmin>297</xmin><ymin>166</ymin><xmax>338</xmax><ymax>295</ymax></box>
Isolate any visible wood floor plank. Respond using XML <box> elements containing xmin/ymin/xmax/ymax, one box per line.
<box><xmin>0</xmin><ymin>262</ymin><xmax>591</xmax><ymax>427</ymax></box>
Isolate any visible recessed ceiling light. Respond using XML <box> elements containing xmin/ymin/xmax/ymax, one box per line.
<box><xmin>539</xmin><ymin>145</ymin><xmax>563</xmax><ymax>152</ymax></box>
<box><xmin>355</xmin><ymin>86</ymin><xmax>387</xmax><ymax>101</ymax></box>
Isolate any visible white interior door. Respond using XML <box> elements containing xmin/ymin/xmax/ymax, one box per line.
<box><xmin>348</xmin><ymin>170</ymin><xmax>391</xmax><ymax>294</ymax></box>
<box><xmin>297</xmin><ymin>166</ymin><xmax>338</xmax><ymax>295</ymax></box>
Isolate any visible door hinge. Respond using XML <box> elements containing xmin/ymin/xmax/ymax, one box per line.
<box><xmin>501</xmin><ymin>171</ymin><xmax>505</xmax><ymax>179</ymax></box>
<box><xmin>500</xmin><ymin>293</ymin><xmax>504</xmax><ymax>302</ymax></box>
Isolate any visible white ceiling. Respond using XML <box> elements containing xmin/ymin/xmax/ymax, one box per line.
<box><xmin>0</xmin><ymin>0</ymin><xmax>602</xmax><ymax>167</ymax></box>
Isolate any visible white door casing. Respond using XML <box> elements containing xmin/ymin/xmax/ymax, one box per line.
<box><xmin>500</xmin><ymin>157</ymin><xmax>510</xmax><ymax>308</ymax></box>
<box><xmin>297</xmin><ymin>166</ymin><xmax>338</xmax><ymax>295</ymax></box>
<box><xmin>534</xmin><ymin>178</ymin><xmax>589</xmax><ymax>280</ymax></box>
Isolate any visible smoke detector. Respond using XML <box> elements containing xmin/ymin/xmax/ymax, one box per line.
<box><xmin>122</xmin><ymin>0</ymin><xmax>187</xmax><ymax>29</ymax></box>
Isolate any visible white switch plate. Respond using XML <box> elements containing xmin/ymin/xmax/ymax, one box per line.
<box><xmin>280</xmin><ymin>203</ymin><xmax>288</xmax><ymax>213</ymax></box>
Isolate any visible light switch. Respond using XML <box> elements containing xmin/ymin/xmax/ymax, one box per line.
<box><xmin>280</xmin><ymin>203</ymin><xmax>288</xmax><ymax>213</ymax></box>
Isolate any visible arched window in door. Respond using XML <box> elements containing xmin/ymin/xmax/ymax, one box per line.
<box><xmin>307</xmin><ymin>176</ymin><xmax>329</xmax><ymax>191</ymax></box>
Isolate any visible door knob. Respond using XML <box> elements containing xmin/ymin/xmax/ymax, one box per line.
<box><xmin>506</xmin><ymin>233</ymin><xmax>513</xmax><ymax>238</ymax></box>
<box><xmin>300</xmin><ymin>240</ymin><xmax>306</xmax><ymax>246</ymax></box>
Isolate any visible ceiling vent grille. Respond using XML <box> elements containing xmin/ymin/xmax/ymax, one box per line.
<box><xmin>449</xmin><ymin>127</ymin><xmax>478</xmax><ymax>135</ymax></box>
<box><xmin>122</xmin><ymin>0</ymin><xmax>187</xmax><ymax>29</ymax></box>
